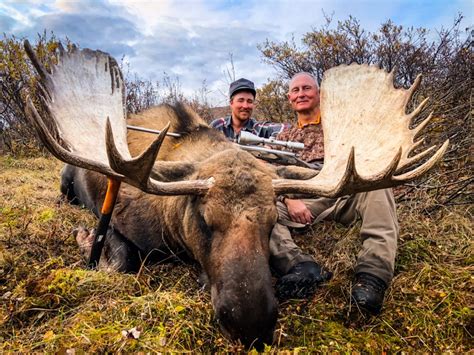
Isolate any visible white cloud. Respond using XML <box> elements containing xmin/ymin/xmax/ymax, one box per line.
<box><xmin>1</xmin><ymin>0</ymin><xmax>471</xmax><ymax>106</ymax></box>
<box><xmin>0</xmin><ymin>2</ymin><xmax>33</xmax><ymax>29</ymax></box>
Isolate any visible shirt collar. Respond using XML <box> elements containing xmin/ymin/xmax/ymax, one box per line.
<box><xmin>297</xmin><ymin>111</ymin><xmax>321</xmax><ymax>129</ymax></box>
<box><xmin>225</xmin><ymin>115</ymin><xmax>255</xmax><ymax>129</ymax></box>
<box><xmin>224</xmin><ymin>115</ymin><xmax>233</xmax><ymax>127</ymax></box>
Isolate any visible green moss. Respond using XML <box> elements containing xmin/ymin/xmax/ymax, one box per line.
<box><xmin>38</xmin><ymin>208</ymin><xmax>55</xmax><ymax>223</ymax></box>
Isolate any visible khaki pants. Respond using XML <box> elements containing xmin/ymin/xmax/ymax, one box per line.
<box><xmin>269</xmin><ymin>189</ymin><xmax>399</xmax><ymax>285</ymax></box>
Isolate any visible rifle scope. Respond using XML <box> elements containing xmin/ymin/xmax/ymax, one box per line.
<box><xmin>238</xmin><ymin>131</ymin><xmax>304</xmax><ymax>150</ymax></box>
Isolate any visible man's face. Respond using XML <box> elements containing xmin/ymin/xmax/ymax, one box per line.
<box><xmin>230</xmin><ymin>91</ymin><xmax>255</xmax><ymax>122</ymax></box>
<box><xmin>287</xmin><ymin>74</ymin><xmax>320</xmax><ymax>113</ymax></box>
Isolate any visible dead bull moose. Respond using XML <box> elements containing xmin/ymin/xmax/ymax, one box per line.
<box><xmin>23</xmin><ymin>40</ymin><xmax>448</xmax><ymax>348</ymax></box>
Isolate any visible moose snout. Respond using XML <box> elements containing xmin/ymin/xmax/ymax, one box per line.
<box><xmin>211</xmin><ymin>273</ymin><xmax>278</xmax><ymax>349</ymax></box>
<box><xmin>205</xmin><ymin>219</ymin><xmax>279</xmax><ymax>348</ymax></box>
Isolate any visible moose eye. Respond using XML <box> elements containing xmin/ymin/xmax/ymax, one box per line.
<box><xmin>197</xmin><ymin>212</ymin><xmax>213</xmax><ymax>241</ymax></box>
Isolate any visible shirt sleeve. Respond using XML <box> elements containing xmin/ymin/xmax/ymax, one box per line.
<box><xmin>210</xmin><ymin>118</ymin><xmax>225</xmax><ymax>130</ymax></box>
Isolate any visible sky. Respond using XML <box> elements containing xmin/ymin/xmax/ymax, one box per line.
<box><xmin>1</xmin><ymin>0</ymin><xmax>472</xmax><ymax>106</ymax></box>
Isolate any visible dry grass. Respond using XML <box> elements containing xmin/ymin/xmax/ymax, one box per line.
<box><xmin>0</xmin><ymin>156</ymin><xmax>472</xmax><ymax>352</ymax></box>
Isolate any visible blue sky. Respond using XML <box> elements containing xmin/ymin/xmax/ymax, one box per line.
<box><xmin>1</xmin><ymin>0</ymin><xmax>471</xmax><ymax>105</ymax></box>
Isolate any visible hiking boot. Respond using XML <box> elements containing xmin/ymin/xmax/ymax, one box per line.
<box><xmin>351</xmin><ymin>272</ymin><xmax>388</xmax><ymax>315</ymax></box>
<box><xmin>276</xmin><ymin>261</ymin><xmax>332</xmax><ymax>300</ymax></box>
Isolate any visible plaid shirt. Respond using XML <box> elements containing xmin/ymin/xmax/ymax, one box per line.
<box><xmin>210</xmin><ymin>116</ymin><xmax>289</xmax><ymax>141</ymax></box>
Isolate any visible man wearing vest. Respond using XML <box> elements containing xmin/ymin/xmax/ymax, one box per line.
<box><xmin>272</xmin><ymin>72</ymin><xmax>399</xmax><ymax>315</ymax></box>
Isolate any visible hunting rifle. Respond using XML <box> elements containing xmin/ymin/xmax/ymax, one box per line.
<box><xmin>237</xmin><ymin>131</ymin><xmax>322</xmax><ymax>170</ymax></box>
<box><xmin>127</xmin><ymin>125</ymin><xmax>322</xmax><ymax>170</ymax></box>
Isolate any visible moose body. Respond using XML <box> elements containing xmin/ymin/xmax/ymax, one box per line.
<box><xmin>60</xmin><ymin>104</ymin><xmax>279</xmax><ymax>346</ymax></box>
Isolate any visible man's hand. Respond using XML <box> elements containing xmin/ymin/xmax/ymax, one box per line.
<box><xmin>284</xmin><ymin>198</ymin><xmax>313</xmax><ymax>225</ymax></box>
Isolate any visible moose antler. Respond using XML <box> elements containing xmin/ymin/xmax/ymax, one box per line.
<box><xmin>272</xmin><ymin>64</ymin><xmax>449</xmax><ymax>196</ymax></box>
<box><xmin>24</xmin><ymin>40</ymin><xmax>213</xmax><ymax>195</ymax></box>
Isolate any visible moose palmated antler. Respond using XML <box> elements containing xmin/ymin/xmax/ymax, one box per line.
<box><xmin>24</xmin><ymin>40</ymin><xmax>213</xmax><ymax>195</ymax></box>
<box><xmin>272</xmin><ymin>64</ymin><xmax>449</xmax><ymax>197</ymax></box>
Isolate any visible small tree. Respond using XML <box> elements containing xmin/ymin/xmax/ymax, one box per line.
<box><xmin>121</xmin><ymin>59</ymin><xmax>160</xmax><ymax>115</ymax></box>
<box><xmin>256</xmin><ymin>80</ymin><xmax>293</xmax><ymax>122</ymax></box>
<box><xmin>0</xmin><ymin>31</ymin><xmax>60</xmax><ymax>155</ymax></box>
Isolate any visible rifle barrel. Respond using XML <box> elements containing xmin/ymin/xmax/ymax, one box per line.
<box><xmin>237</xmin><ymin>144</ymin><xmax>296</xmax><ymax>157</ymax></box>
<box><xmin>127</xmin><ymin>125</ymin><xmax>182</xmax><ymax>138</ymax></box>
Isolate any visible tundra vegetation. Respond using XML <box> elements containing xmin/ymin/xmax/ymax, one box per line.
<box><xmin>0</xmin><ymin>15</ymin><xmax>472</xmax><ymax>352</ymax></box>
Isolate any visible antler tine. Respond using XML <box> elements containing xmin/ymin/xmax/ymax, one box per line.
<box><xmin>146</xmin><ymin>175</ymin><xmax>215</xmax><ymax>195</ymax></box>
<box><xmin>412</xmin><ymin>112</ymin><xmax>434</xmax><ymax>138</ymax></box>
<box><xmin>407</xmin><ymin>138</ymin><xmax>425</xmax><ymax>155</ymax></box>
<box><xmin>396</xmin><ymin>145</ymin><xmax>436</xmax><ymax>173</ymax></box>
<box><xmin>37</xmin><ymin>79</ymin><xmax>52</xmax><ymax>104</ymax></box>
<box><xmin>105</xmin><ymin>118</ymin><xmax>169</xmax><ymax>187</ymax></box>
<box><xmin>332</xmin><ymin>147</ymin><xmax>357</xmax><ymax>196</ymax></box>
<box><xmin>394</xmin><ymin>140</ymin><xmax>449</xmax><ymax>181</ymax></box>
<box><xmin>399</xmin><ymin>73</ymin><xmax>422</xmax><ymax>112</ymax></box>
<box><xmin>406</xmin><ymin>74</ymin><xmax>422</xmax><ymax>97</ymax></box>
<box><xmin>407</xmin><ymin>97</ymin><xmax>430</xmax><ymax>124</ymax></box>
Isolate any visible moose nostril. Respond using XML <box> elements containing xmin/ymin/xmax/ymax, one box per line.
<box><xmin>215</xmin><ymin>292</ymin><xmax>277</xmax><ymax>348</ymax></box>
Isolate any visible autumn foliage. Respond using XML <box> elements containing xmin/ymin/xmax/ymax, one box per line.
<box><xmin>0</xmin><ymin>32</ymin><xmax>60</xmax><ymax>155</ymax></box>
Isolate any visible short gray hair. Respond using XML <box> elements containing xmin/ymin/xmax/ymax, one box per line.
<box><xmin>288</xmin><ymin>72</ymin><xmax>319</xmax><ymax>90</ymax></box>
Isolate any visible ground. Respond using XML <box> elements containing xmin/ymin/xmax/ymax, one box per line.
<box><xmin>0</xmin><ymin>156</ymin><xmax>472</xmax><ymax>352</ymax></box>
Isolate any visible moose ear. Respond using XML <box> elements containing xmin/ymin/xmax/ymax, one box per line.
<box><xmin>274</xmin><ymin>165</ymin><xmax>319</xmax><ymax>180</ymax></box>
<box><xmin>150</xmin><ymin>161</ymin><xmax>197</xmax><ymax>182</ymax></box>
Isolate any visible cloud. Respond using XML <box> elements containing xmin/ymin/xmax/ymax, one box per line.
<box><xmin>125</xmin><ymin>20</ymin><xmax>274</xmax><ymax>104</ymax></box>
<box><xmin>1</xmin><ymin>0</ymin><xmax>471</xmax><ymax>106</ymax></box>
<box><xmin>33</xmin><ymin>13</ymin><xmax>139</xmax><ymax>56</ymax></box>
<box><xmin>1</xmin><ymin>1</ymin><xmax>139</xmax><ymax>59</ymax></box>
<box><xmin>0</xmin><ymin>14</ymin><xmax>16</xmax><ymax>32</ymax></box>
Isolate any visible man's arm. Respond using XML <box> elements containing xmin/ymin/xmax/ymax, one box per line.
<box><xmin>282</xmin><ymin>197</ymin><xmax>313</xmax><ymax>225</ymax></box>
<box><xmin>275</xmin><ymin>125</ymin><xmax>322</xmax><ymax>224</ymax></box>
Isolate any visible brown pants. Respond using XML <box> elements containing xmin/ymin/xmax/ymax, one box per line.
<box><xmin>269</xmin><ymin>189</ymin><xmax>399</xmax><ymax>285</ymax></box>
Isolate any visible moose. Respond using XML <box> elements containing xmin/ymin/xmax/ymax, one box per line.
<box><xmin>23</xmin><ymin>40</ymin><xmax>448</xmax><ymax>348</ymax></box>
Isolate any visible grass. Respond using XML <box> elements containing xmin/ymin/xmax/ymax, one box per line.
<box><xmin>0</xmin><ymin>155</ymin><xmax>472</xmax><ymax>352</ymax></box>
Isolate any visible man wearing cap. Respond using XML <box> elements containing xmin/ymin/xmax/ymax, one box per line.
<box><xmin>271</xmin><ymin>72</ymin><xmax>399</xmax><ymax>316</ymax></box>
<box><xmin>210</xmin><ymin>78</ymin><xmax>288</xmax><ymax>140</ymax></box>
